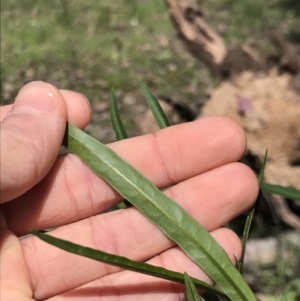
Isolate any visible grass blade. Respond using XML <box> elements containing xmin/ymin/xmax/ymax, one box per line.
<box><xmin>140</xmin><ymin>81</ymin><xmax>171</xmax><ymax>128</ymax></box>
<box><xmin>63</xmin><ymin>122</ymin><xmax>257</xmax><ymax>301</ymax></box>
<box><xmin>184</xmin><ymin>272</ymin><xmax>203</xmax><ymax>301</ymax></box>
<box><xmin>261</xmin><ymin>182</ymin><xmax>300</xmax><ymax>201</ymax></box>
<box><xmin>32</xmin><ymin>230</ymin><xmax>225</xmax><ymax>296</ymax></box>
<box><xmin>239</xmin><ymin>150</ymin><xmax>268</xmax><ymax>274</ymax></box>
<box><xmin>109</xmin><ymin>88</ymin><xmax>128</xmax><ymax>140</ymax></box>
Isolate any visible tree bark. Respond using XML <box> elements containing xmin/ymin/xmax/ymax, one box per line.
<box><xmin>164</xmin><ymin>0</ymin><xmax>227</xmax><ymax>73</ymax></box>
<box><xmin>164</xmin><ymin>0</ymin><xmax>266</xmax><ymax>77</ymax></box>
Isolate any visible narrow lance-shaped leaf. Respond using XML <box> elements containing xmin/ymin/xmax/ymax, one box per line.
<box><xmin>63</xmin><ymin>123</ymin><xmax>257</xmax><ymax>301</ymax></box>
<box><xmin>140</xmin><ymin>81</ymin><xmax>171</xmax><ymax>128</ymax></box>
<box><xmin>239</xmin><ymin>150</ymin><xmax>268</xmax><ymax>274</ymax></box>
<box><xmin>109</xmin><ymin>88</ymin><xmax>131</xmax><ymax>209</ymax></box>
<box><xmin>109</xmin><ymin>88</ymin><xmax>128</xmax><ymax>140</ymax></box>
<box><xmin>139</xmin><ymin>84</ymin><xmax>223</xmax><ymax>300</ymax></box>
<box><xmin>261</xmin><ymin>182</ymin><xmax>300</xmax><ymax>201</ymax></box>
<box><xmin>32</xmin><ymin>230</ymin><xmax>224</xmax><ymax>296</ymax></box>
<box><xmin>184</xmin><ymin>272</ymin><xmax>203</xmax><ymax>301</ymax></box>
<box><xmin>140</xmin><ymin>84</ymin><xmax>226</xmax><ymax>301</ymax></box>
<box><xmin>141</xmin><ymin>82</ymin><xmax>228</xmax><ymax>301</ymax></box>
<box><xmin>257</xmin><ymin>150</ymin><xmax>268</xmax><ymax>186</ymax></box>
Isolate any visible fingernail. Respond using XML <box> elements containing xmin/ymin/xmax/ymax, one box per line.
<box><xmin>13</xmin><ymin>81</ymin><xmax>58</xmax><ymax>114</ymax></box>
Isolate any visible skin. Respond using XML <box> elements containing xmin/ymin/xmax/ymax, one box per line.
<box><xmin>0</xmin><ymin>81</ymin><xmax>259</xmax><ymax>301</ymax></box>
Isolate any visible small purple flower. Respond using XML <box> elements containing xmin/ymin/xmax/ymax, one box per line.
<box><xmin>237</xmin><ymin>96</ymin><xmax>253</xmax><ymax>115</ymax></box>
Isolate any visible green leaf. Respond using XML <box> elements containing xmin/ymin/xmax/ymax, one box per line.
<box><xmin>261</xmin><ymin>182</ymin><xmax>300</xmax><ymax>201</ymax></box>
<box><xmin>202</xmin><ymin>292</ymin><xmax>225</xmax><ymax>301</ymax></box>
<box><xmin>258</xmin><ymin>150</ymin><xmax>268</xmax><ymax>186</ymax></box>
<box><xmin>32</xmin><ymin>230</ymin><xmax>224</xmax><ymax>296</ymax></box>
<box><xmin>184</xmin><ymin>275</ymin><xmax>226</xmax><ymax>301</ymax></box>
<box><xmin>184</xmin><ymin>272</ymin><xmax>202</xmax><ymax>301</ymax></box>
<box><xmin>109</xmin><ymin>88</ymin><xmax>128</xmax><ymax>140</ymax></box>
<box><xmin>239</xmin><ymin>150</ymin><xmax>268</xmax><ymax>274</ymax></box>
<box><xmin>140</xmin><ymin>81</ymin><xmax>171</xmax><ymax>128</ymax></box>
<box><xmin>109</xmin><ymin>88</ymin><xmax>131</xmax><ymax>209</ymax></box>
<box><xmin>63</xmin><ymin>122</ymin><xmax>257</xmax><ymax>301</ymax></box>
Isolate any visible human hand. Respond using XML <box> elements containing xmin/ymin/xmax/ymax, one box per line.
<box><xmin>0</xmin><ymin>81</ymin><xmax>258</xmax><ymax>300</ymax></box>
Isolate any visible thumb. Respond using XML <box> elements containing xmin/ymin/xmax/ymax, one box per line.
<box><xmin>0</xmin><ymin>81</ymin><xmax>68</xmax><ymax>203</ymax></box>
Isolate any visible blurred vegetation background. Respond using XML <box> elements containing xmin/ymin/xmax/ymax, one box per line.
<box><xmin>1</xmin><ymin>1</ymin><xmax>300</xmax><ymax>299</ymax></box>
<box><xmin>1</xmin><ymin>0</ymin><xmax>299</xmax><ymax>141</ymax></box>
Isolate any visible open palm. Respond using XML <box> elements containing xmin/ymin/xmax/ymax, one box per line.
<box><xmin>0</xmin><ymin>82</ymin><xmax>258</xmax><ymax>300</ymax></box>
